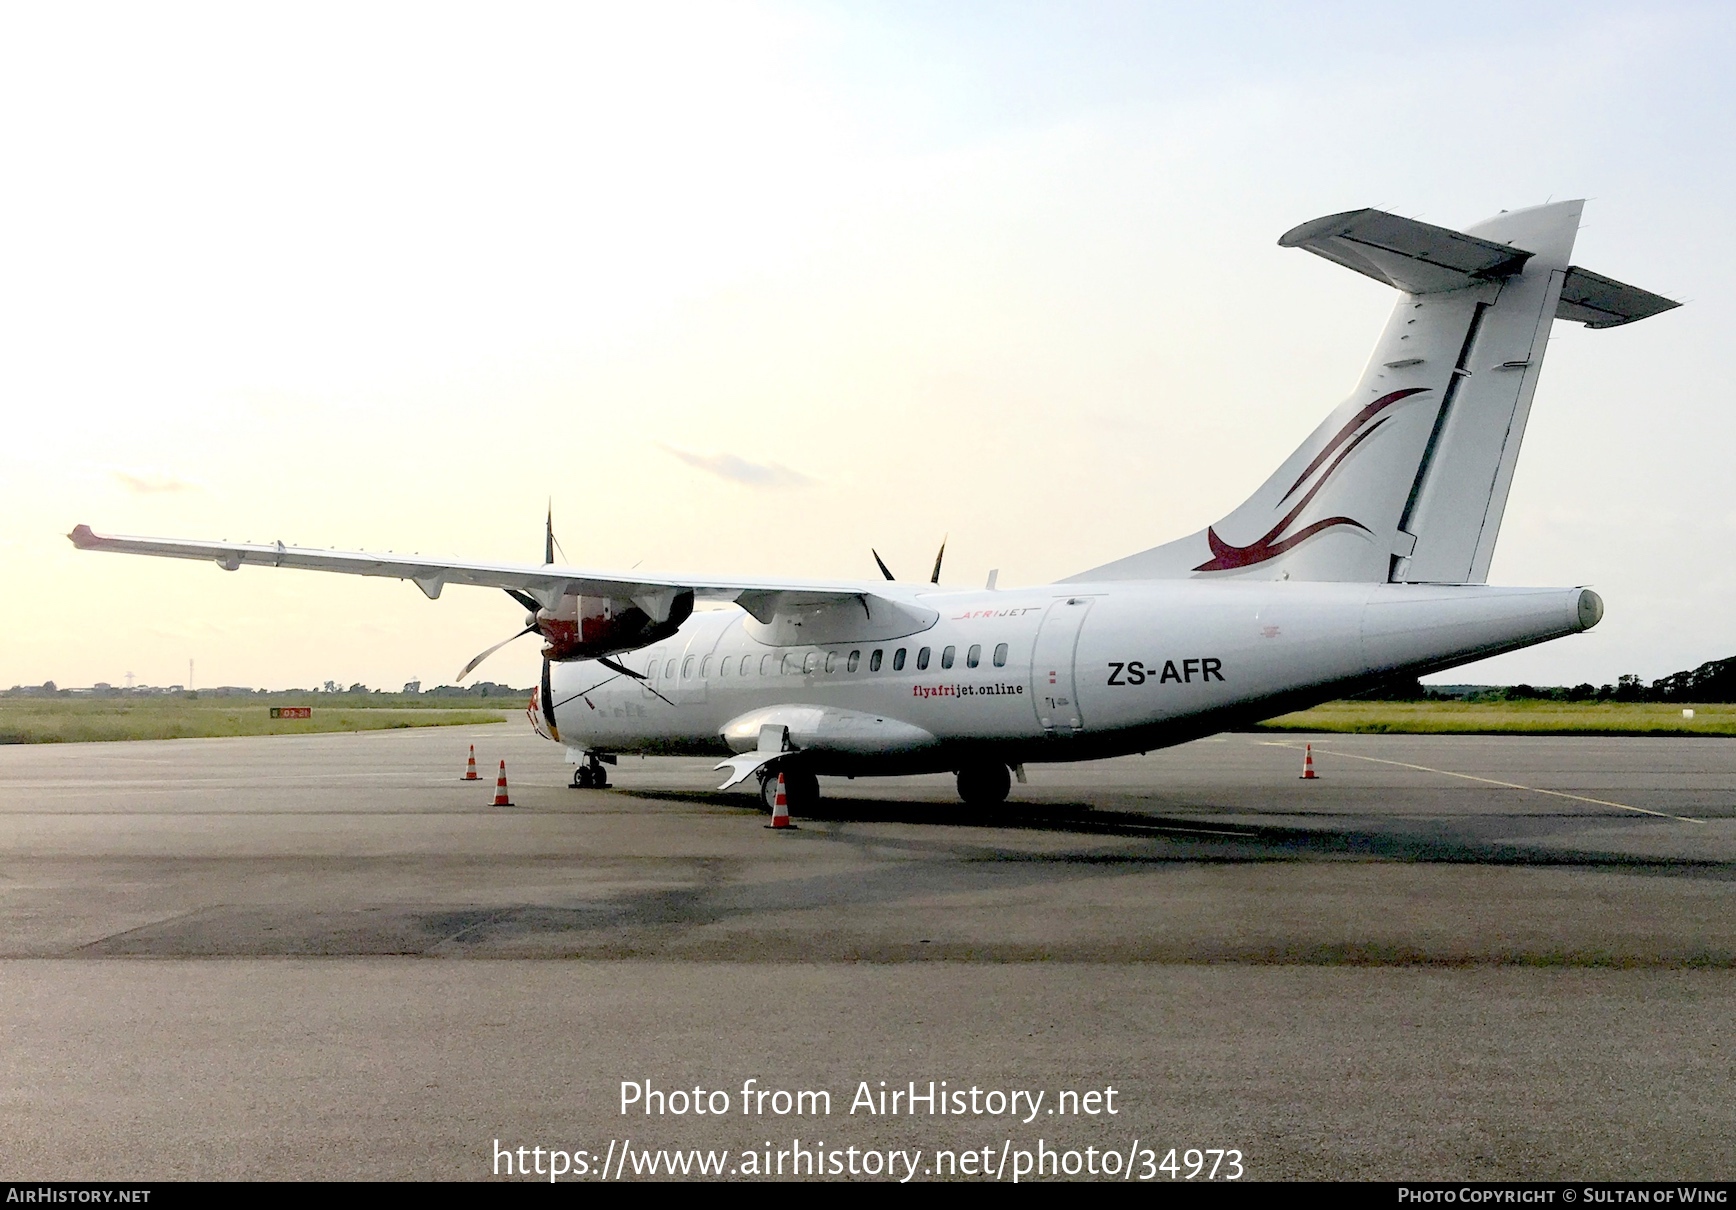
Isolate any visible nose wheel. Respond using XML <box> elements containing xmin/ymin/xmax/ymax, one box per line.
<box><xmin>570</xmin><ymin>754</ymin><xmax>610</xmax><ymax>789</ymax></box>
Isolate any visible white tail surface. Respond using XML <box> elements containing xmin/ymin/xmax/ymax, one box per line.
<box><xmin>1073</xmin><ymin>201</ymin><xmax>1676</xmax><ymax>586</ymax></box>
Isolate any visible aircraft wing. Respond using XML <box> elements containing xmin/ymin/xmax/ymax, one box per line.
<box><xmin>68</xmin><ymin>524</ymin><xmax>938</xmax><ymax>641</ymax></box>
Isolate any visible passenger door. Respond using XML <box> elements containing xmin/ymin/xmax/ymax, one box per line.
<box><xmin>1030</xmin><ymin>596</ymin><xmax>1093</xmax><ymax>737</ymax></box>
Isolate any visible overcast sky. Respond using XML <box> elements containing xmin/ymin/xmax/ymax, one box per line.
<box><xmin>2</xmin><ymin>1</ymin><xmax>1731</xmax><ymax>690</ymax></box>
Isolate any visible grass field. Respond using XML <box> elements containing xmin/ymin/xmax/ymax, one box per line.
<box><xmin>0</xmin><ymin>694</ymin><xmax>526</xmax><ymax>744</ymax></box>
<box><xmin>6</xmin><ymin>694</ymin><xmax>1733</xmax><ymax>744</ymax></box>
<box><xmin>1256</xmin><ymin>700</ymin><xmax>1736</xmax><ymax>737</ymax></box>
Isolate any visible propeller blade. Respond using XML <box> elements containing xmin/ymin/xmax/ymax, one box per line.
<box><xmin>871</xmin><ymin>548</ymin><xmax>896</xmax><ymax>581</ymax></box>
<box><xmin>504</xmin><ymin>588</ymin><xmax>540</xmax><ymax>614</ymax></box>
<box><xmin>930</xmin><ymin>535</ymin><xmax>947</xmax><ymax>584</ymax></box>
<box><xmin>545</xmin><ymin>501</ymin><xmax>555</xmax><ymax>565</ymax></box>
<box><xmin>455</xmin><ymin>624</ymin><xmax>537</xmax><ymax>682</ymax></box>
<box><xmin>597</xmin><ymin>656</ymin><xmax>647</xmax><ymax>680</ymax></box>
<box><xmin>539</xmin><ymin>657</ymin><xmax>558</xmax><ymax>732</ymax></box>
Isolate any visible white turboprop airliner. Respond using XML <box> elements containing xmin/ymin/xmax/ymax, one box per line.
<box><xmin>74</xmin><ymin>202</ymin><xmax>1677</xmax><ymax>810</ymax></box>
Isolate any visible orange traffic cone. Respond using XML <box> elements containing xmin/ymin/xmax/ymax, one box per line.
<box><xmin>462</xmin><ymin>745</ymin><xmax>479</xmax><ymax>781</ymax></box>
<box><xmin>1300</xmin><ymin>743</ymin><xmax>1317</xmax><ymax>780</ymax></box>
<box><xmin>492</xmin><ymin>760</ymin><xmax>514</xmax><ymax>807</ymax></box>
<box><xmin>765</xmin><ymin>771</ymin><xmax>793</xmax><ymax>829</ymax></box>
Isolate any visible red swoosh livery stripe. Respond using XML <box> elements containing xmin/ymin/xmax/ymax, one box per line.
<box><xmin>1194</xmin><ymin>385</ymin><xmax>1431</xmax><ymax>572</ymax></box>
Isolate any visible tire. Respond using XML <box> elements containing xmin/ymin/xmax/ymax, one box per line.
<box><xmin>576</xmin><ymin>766</ymin><xmax>594</xmax><ymax>789</ymax></box>
<box><xmin>592</xmin><ymin>767</ymin><xmax>609</xmax><ymax>789</ymax></box>
<box><xmin>956</xmin><ymin>763</ymin><xmax>1011</xmax><ymax>806</ymax></box>
<box><xmin>761</xmin><ymin>768</ymin><xmax>817</xmax><ymax>813</ymax></box>
<box><xmin>782</xmin><ymin>768</ymin><xmax>819</xmax><ymax>812</ymax></box>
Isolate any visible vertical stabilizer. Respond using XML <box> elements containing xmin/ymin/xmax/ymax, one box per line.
<box><xmin>1071</xmin><ymin>202</ymin><xmax>1675</xmax><ymax>586</ymax></box>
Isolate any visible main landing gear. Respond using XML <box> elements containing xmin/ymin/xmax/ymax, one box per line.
<box><xmin>570</xmin><ymin>753</ymin><xmax>612</xmax><ymax>789</ymax></box>
<box><xmin>955</xmin><ymin>763</ymin><xmax>1012</xmax><ymax>806</ymax></box>
<box><xmin>759</xmin><ymin>767</ymin><xmax>819</xmax><ymax>813</ymax></box>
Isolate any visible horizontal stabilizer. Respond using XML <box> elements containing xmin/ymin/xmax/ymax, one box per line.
<box><xmin>1279</xmin><ymin>208</ymin><xmax>1533</xmax><ymax>294</ymax></box>
<box><xmin>1554</xmin><ymin>266</ymin><xmax>1680</xmax><ymax>328</ymax></box>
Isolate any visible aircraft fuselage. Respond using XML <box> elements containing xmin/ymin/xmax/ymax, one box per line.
<box><xmin>541</xmin><ymin>579</ymin><xmax>1600</xmax><ymax>775</ymax></box>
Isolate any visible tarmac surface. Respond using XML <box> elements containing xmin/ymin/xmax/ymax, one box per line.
<box><xmin>2</xmin><ymin>725</ymin><xmax>1732</xmax><ymax>1180</ymax></box>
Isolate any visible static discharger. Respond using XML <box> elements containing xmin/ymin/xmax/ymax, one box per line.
<box><xmin>462</xmin><ymin>744</ymin><xmax>479</xmax><ymax>781</ymax></box>
<box><xmin>766</xmin><ymin>772</ymin><xmax>794</xmax><ymax>830</ymax></box>
<box><xmin>1301</xmin><ymin>743</ymin><xmax>1318</xmax><ymax>780</ymax></box>
<box><xmin>491</xmin><ymin>760</ymin><xmax>514</xmax><ymax>807</ymax></box>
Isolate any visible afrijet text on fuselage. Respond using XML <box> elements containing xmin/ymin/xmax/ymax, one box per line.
<box><xmin>72</xmin><ymin>201</ymin><xmax>1676</xmax><ymax>810</ymax></box>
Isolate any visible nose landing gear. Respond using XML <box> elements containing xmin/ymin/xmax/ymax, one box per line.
<box><xmin>570</xmin><ymin>752</ymin><xmax>612</xmax><ymax>789</ymax></box>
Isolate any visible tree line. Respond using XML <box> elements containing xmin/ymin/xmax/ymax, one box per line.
<box><xmin>1359</xmin><ymin>656</ymin><xmax>1736</xmax><ymax>703</ymax></box>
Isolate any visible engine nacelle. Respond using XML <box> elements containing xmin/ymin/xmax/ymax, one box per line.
<box><xmin>535</xmin><ymin>590</ymin><xmax>694</xmax><ymax>661</ymax></box>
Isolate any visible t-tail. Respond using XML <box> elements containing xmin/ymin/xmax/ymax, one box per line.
<box><xmin>1072</xmin><ymin>201</ymin><xmax>1678</xmax><ymax>586</ymax></box>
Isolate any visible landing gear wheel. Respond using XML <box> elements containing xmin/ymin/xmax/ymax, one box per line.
<box><xmin>782</xmin><ymin>768</ymin><xmax>819</xmax><ymax>812</ymax></box>
<box><xmin>571</xmin><ymin>753</ymin><xmax>612</xmax><ymax>790</ymax></box>
<box><xmin>956</xmin><ymin>763</ymin><xmax>1011</xmax><ymax>806</ymax></box>
<box><xmin>759</xmin><ymin>767</ymin><xmax>819</xmax><ymax>813</ymax></box>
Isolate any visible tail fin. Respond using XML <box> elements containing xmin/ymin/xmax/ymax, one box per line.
<box><xmin>1072</xmin><ymin>201</ymin><xmax>1678</xmax><ymax>585</ymax></box>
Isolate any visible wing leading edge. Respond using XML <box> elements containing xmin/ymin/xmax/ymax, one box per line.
<box><xmin>68</xmin><ymin>524</ymin><xmax>939</xmax><ymax>643</ymax></box>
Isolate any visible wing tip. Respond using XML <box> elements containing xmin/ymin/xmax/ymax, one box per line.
<box><xmin>68</xmin><ymin>523</ymin><xmax>100</xmax><ymax>549</ymax></box>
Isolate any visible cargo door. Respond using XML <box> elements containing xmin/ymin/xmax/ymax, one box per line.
<box><xmin>1030</xmin><ymin>596</ymin><xmax>1093</xmax><ymax>737</ymax></box>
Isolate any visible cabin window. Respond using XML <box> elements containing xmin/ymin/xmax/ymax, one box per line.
<box><xmin>870</xmin><ymin>649</ymin><xmax>883</xmax><ymax>672</ymax></box>
<box><xmin>664</xmin><ymin>659</ymin><xmax>677</xmax><ymax>679</ymax></box>
<box><xmin>715</xmin><ymin>656</ymin><xmax>728</xmax><ymax>677</ymax></box>
<box><xmin>993</xmin><ymin>642</ymin><xmax>1009</xmax><ymax>667</ymax></box>
<box><xmin>760</xmin><ymin>654</ymin><xmax>773</xmax><ymax>676</ymax></box>
<box><xmin>941</xmin><ymin>645</ymin><xmax>955</xmax><ymax>669</ymax></box>
<box><xmin>803</xmin><ymin>651</ymin><xmax>819</xmax><ymax>674</ymax></box>
<box><xmin>892</xmin><ymin>648</ymin><xmax>906</xmax><ymax>671</ymax></box>
<box><xmin>700</xmin><ymin>656</ymin><xmax>712</xmax><ymax>678</ymax></box>
<box><xmin>782</xmin><ymin>653</ymin><xmax>798</xmax><ymax>675</ymax></box>
<box><xmin>847</xmin><ymin>650</ymin><xmax>860</xmax><ymax>672</ymax></box>
<box><xmin>917</xmin><ymin>647</ymin><xmax>930</xmax><ymax>671</ymax></box>
<box><xmin>741</xmin><ymin>655</ymin><xmax>752</xmax><ymax>676</ymax></box>
<box><xmin>966</xmin><ymin>644</ymin><xmax>981</xmax><ymax>668</ymax></box>
<box><xmin>825</xmin><ymin>651</ymin><xmax>836</xmax><ymax>673</ymax></box>
<box><xmin>682</xmin><ymin>657</ymin><xmax>694</xmax><ymax>679</ymax></box>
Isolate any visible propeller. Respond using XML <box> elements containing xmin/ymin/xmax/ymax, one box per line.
<box><xmin>869</xmin><ymin>537</ymin><xmax>948</xmax><ymax>584</ymax></box>
<box><xmin>455</xmin><ymin>508</ymin><xmax>562</xmax><ymax>682</ymax></box>
<box><xmin>456</xmin><ymin>623</ymin><xmax>538</xmax><ymax>682</ymax></box>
